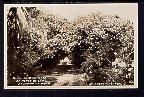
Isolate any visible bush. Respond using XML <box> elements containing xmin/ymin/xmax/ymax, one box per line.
<box><xmin>7</xmin><ymin>7</ymin><xmax>134</xmax><ymax>86</ymax></box>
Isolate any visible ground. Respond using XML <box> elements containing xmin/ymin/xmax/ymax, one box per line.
<box><xmin>36</xmin><ymin>65</ymin><xmax>87</xmax><ymax>86</ymax></box>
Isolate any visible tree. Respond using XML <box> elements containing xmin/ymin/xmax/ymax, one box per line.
<box><xmin>70</xmin><ymin>13</ymin><xmax>134</xmax><ymax>85</ymax></box>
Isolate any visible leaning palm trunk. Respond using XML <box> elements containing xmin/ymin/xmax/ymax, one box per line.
<box><xmin>7</xmin><ymin>7</ymin><xmax>32</xmax><ymax>80</ymax></box>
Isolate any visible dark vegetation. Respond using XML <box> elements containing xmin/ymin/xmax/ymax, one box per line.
<box><xmin>7</xmin><ymin>7</ymin><xmax>134</xmax><ymax>86</ymax></box>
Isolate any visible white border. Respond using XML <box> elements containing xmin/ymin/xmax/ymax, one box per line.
<box><xmin>4</xmin><ymin>3</ymin><xmax>138</xmax><ymax>89</ymax></box>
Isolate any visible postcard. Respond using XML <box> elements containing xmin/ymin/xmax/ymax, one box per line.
<box><xmin>4</xmin><ymin>3</ymin><xmax>138</xmax><ymax>89</ymax></box>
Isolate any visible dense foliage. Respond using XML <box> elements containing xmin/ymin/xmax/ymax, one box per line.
<box><xmin>7</xmin><ymin>7</ymin><xmax>134</xmax><ymax>85</ymax></box>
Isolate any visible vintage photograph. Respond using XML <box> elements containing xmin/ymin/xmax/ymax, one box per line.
<box><xmin>4</xmin><ymin>3</ymin><xmax>138</xmax><ymax>89</ymax></box>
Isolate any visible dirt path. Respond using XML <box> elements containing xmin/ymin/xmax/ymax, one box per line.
<box><xmin>43</xmin><ymin>74</ymin><xmax>83</xmax><ymax>86</ymax></box>
<box><xmin>37</xmin><ymin>65</ymin><xmax>86</xmax><ymax>86</ymax></box>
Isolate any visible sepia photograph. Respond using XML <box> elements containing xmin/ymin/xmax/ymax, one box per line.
<box><xmin>4</xmin><ymin>3</ymin><xmax>138</xmax><ymax>89</ymax></box>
